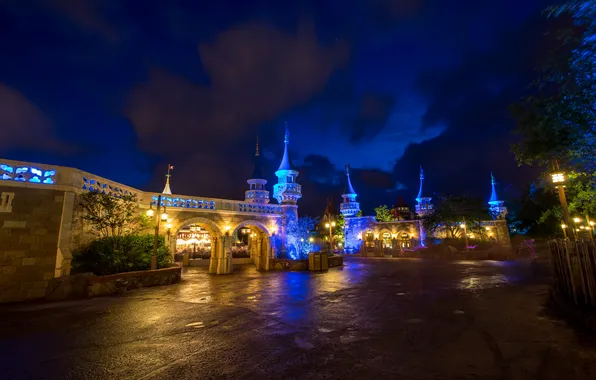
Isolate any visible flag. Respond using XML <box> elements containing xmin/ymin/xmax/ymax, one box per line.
<box><xmin>168</xmin><ymin>165</ymin><xmax>174</xmax><ymax>170</ymax></box>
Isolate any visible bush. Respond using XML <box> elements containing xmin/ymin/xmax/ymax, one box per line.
<box><xmin>72</xmin><ymin>234</ymin><xmax>172</xmax><ymax>275</ymax></box>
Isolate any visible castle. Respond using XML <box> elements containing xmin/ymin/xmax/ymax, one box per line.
<box><xmin>340</xmin><ymin>165</ymin><xmax>511</xmax><ymax>255</ymax></box>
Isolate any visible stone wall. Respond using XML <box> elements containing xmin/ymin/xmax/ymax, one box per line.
<box><xmin>0</xmin><ymin>186</ymin><xmax>68</xmax><ymax>303</ymax></box>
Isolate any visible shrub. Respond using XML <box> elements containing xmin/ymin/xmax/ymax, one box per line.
<box><xmin>72</xmin><ymin>234</ymin><xmax>172</xmax><ymax>275</ymax></box>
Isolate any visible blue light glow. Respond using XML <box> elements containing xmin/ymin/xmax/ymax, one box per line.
<box><xmin>29</xmin><ymin>176</ymin><xmax>41</xmax><ymax>183</ymax></box>
<box><xmin>0</xmin><ymin>164</ymin><xmax>14</xmax><ymax>173</ymax></box>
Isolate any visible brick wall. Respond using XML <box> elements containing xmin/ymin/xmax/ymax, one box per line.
<box><xmin>0</xmin><ymin>186</ymin><xmax>65</xmax><ymax>303</ymax></box>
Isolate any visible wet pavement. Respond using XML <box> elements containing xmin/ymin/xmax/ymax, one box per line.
<box><xmin>1</xmin><ymin>257</ymin><xmax>596</xmax><ymax>379</ymax></box>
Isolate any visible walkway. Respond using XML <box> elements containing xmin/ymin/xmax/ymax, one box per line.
<box><xmin>1</xmin><ymin>258</ymin><xmax>595</xmax><ymax>379</ymax></box>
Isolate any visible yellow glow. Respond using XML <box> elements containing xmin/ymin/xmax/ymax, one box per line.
<box><xmin>590</xmin><ymin>221</ymin><xmax>595</xmax><ymax>226</ymax></box>
<box><xmin>309</xmin><ymin>237</ymin><xmax>314</xmax><ymax>242</ymax></box>
<box><xmin>146</xmin><ymin>209</ymin><xmax>154</xmax><ymax>217</ymax></box>
<box><xmin>338</xmin><ymin>242</ymin><xmax>342</xmax><ymax>247</ymax></box>
<box><xmin>485</xmin><ymin>226</ymin><xmax>491</xmax><ymax>231</ymax></box>
<box><xmin>325</xmin><ymin>223</ymin><xmax>330</xmax><ymax>228</ymax></box>
<box><xmin>331</xmin><ymin>221</ymin><xmax>336</xmax><ymax>227</ymax></box>
<box><xmin>160</xmin><ymin>212</ymin><xmax>168</xmax><ymax>221</ymax></box>
<box><xmin>165</xmin><ymin>223</ymin><xmax>172</xmax><ymax>229</ymax></box>
<box><xmin>551</xmin><ymin>172</ymin><xmax>565</xmax><ymax>183</ymax></box>
<box><xmin>224</xmin><ymin>224</ymin><xmax>231</xmax><ymax>231</ymax></box>
<box><xmin>459</xmin><ymin>224</ymin><xmax>465</xmax><ymax>229</ymax></box>
<box><xmin>580</xmin><ymin>226</ymin><xmax>586</xmax><ymax>230</ymax></box>
<box><xmin>573</xmin><ymin>217</ymin><xmax>581</xmax><ymax>223</ymax></box>
<box><xmin>469</xmin><ymin>234</ymin><xmax>474</xmax><ymax>239</ymax></box>
<box><xmin>561</xmin><ymin>224</ymin><xmax>567</xmax><ymax>229</ymax></box>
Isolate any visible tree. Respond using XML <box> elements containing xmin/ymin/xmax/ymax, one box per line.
<box><xmin>511</xmin><ymin>2</ymin><xmax>595</xmax><ymax>173</ymax></box>
<box><xmin>286</xmin><ymin>216</ymin><xmax>318</xmax><ymax>260</ymax></box>
<box><xmin>374</xmin><ymin>205</ymin><xmax>394</xmax><ymax>222</ymax></box>
<box><xmin>332</xmin><ymin>213</ymin><xmax>345</xmax><ymax>246</ymax></box>
<box><xmin>422</xmin><ymin>196</ymin><xmax>491</xmax><ymax>239</ymax></box>
<box><xmin>78</xmin><ymin>192</ymin><xmax>149</xmax><ymax>238</ymax></box>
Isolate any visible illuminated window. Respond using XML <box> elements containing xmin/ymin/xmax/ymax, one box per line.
<box><xmin>382</xmin><ymin>232</ymin><xmax>392</xmax><ymax>248</ymax></box>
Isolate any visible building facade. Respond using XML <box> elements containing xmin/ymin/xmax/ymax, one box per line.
<box><xmin>0</xmin><ymin>129</ymin><xmax>302</xmax><ymax>302</ymax></box>
<box><xmin>341</xmin><ymin>167</ymin><xmax>511</xmax><ymax>255</ymax></box>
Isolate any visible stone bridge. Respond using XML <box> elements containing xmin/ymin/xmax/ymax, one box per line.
<box><xmin>0</xmin><ymin>159</ymin><xmax>286</xmax><ymax>303</ymax></box>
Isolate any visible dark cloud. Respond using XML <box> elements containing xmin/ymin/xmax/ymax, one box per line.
<box><xmin>125</xmin><ymin>21</ymin><xmax>349</xmax><ymax>199</ymax></box>
<box><xmin>46</xmin><ymin>0</ymin><xmax>120</xmax><ymax>43</ymax></box>
<box><xmin>347</xmin><ymin>93</ymin><xmax>396</xmax><ymax>143</ymax></box>
<box><xmin>0</xmin><ymin>84</ymin><xmax>66</xmax><ymax>153</ymax></box>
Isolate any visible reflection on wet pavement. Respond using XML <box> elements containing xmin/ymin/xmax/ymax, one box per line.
<box><xmin>1</xmin><ymin>256</ymin><xmax>593</xmax><ymax>380</ymax></box>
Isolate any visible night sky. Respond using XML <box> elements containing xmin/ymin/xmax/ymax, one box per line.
<box><xmin>1</xmin><ymin>0</ymin><xmax>556</xmax><ymax>215</ymax></box>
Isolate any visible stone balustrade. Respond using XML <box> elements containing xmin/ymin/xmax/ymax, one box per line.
<box><xmin>1</xmin><ymin>158</ymin><xmax>282</xmax><ymax>216</ymax></box>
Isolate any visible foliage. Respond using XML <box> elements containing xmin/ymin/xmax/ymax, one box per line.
<box><xmin>78</xmin><ymin>192</ymin><xmax>150</xmax><ymax>238</ymax></box>
<box><xmin>286</xmin><ymin>216</ymin><xmax>318</xmax><ymax>260</ymax></box>
<box><xmin>374</xmin><ymin>205</ymin><xmax>394</xmax><ymax>222</ymax></box>
<box><xmin>356</xmin><ymin>210</ymin><xmax>363</xmax><ymax>217</ymax></box>
<box><xmin>506</xmin><ymin>184</ymin><xmax>560</xmax><ymax>237</ymax></box>
<box><xmin>332</xmin><ymin>213</ymin><xmax>345</xmax><ymax>246</ymax></box>
<box><xmin>72</xmin><ymin>234</ymin><xmax>171</xmax><ymax>275</ymax></box>
<box><xmin>422</xmin><ymin>195</ymin><xmax>491</xmax><ymax>239</ymax></box>
<box><xmin>510</xmin><ymin>1</ymin><xmax>595</xmax><ymax>174</ymax></box>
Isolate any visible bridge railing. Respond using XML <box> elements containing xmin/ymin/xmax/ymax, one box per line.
<box><xmin>1</xmin><ymin>159</ymin><xmax>283</xmax><ymax>216</ymax></box>
<box><xmin>145</xmin><ymin>192</ymin><xmax>283</xmax><ymax>215</ymax></box>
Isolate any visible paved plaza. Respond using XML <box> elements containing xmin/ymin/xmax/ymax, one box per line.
<box><xmin>1</xmin><ymin>257</ymin><xmax>595</xmax><ymax>379</ymax></box>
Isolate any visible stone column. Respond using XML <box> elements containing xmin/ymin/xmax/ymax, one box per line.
<box><xmin>255</xmin><ymin>237</ymin><xmax>263</xmax><ymax>270</ymax></box>
<box><xmin>217</xmin><ymin>235</ymin><xmax>233</xmax><ymax>274</ymax></box>
<box><xmin>209</xmin><ymin>236</ymin><xmax>219</xmax><ymax>274</ymax></box>
<box><xmin>265</xmin><ymin>240</ymin><xmax>272</xmax><ymax>271</ymax></box>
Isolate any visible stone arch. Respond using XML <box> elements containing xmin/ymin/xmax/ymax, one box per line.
<box><xmin>172</xmin><ymin>216</ymin><xmax>224</xmax><ymax>237</ymax></box>
<box><xmin>230</xmin><ymin>220</ymin><xmax>272</xmax><ymax>271</ymax></box>
<box><xmin>231</xmin><ymin>219</ymin><xmax>272</xmax><ymax>236</ymax></box>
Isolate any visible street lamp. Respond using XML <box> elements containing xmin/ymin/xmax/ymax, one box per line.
<box><xmin>561</xmin><ymin>223</ymin><xmax>568</xmax><ymax>239</ymax></box>
<box><xmin>551</xmin><ymin>161</ymin><xmax>573</xmax><ymax>240</ymax></box>
<box><xmin>460</xmin><ymin>218</ymin><xmax>469</xmax><ymax>250</ymax></box>
<box><xmin>148</xmin><ymin>194</ymin><xmax>168</xmax><ymax>270</ymax></box>
<box><xmin>573</xmin><ymin>217</ymin><xmax>581</xmax><ymax>240</ymax></box>
<box><xmin>325</xmin><ymin>220</ymin><xmax>336</xmax><ymax>254</ymax></box>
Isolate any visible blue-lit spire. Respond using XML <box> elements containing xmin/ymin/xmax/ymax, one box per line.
<box><xmin>345</xmin><ymin>165</ymin><xmax>357</xmax><ymax>195</ymax></box>
<box><xmin>340</xmin><ymin>164</ymin><xmax>360</xmax><ymax>217</ymax></box>
<box><xmin>416</xmin><ymin>165</ymin><xmax>424</xmax><ymax>202</ymax></box>
<box><xmin>489</xmin><ymin>172</ymin><xmax>498</xmax><ymax>203</ymax></box>
<box><xmin>277</xmin><ymin>122</ymin><xmax>294</xmax><ymax>172</ymax></box>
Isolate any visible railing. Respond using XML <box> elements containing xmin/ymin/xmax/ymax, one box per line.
<box><xmin>1</xmin><ymin>159</ymin><xmax>283</xmax><ymax>216</ymax></box>
<box><xmin>148</xmin><ymin>193</ymin><xmax>283</xmax><ymax>215</ymax></box>
<box><xmin>1</xmin><ymin>160</ymin><xmax>58</xmax><ymax>185</ymax></box>
<box><xmin>549</xmin><ymin>239</ymin><xmax>596</xmax><ymax>307</ymax></box>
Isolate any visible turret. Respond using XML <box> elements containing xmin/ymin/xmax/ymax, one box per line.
<box><xmin>273</xmin><ymin>124</ymin><xmax>301</xmax><ymax>223</ymax></box>
<box><xmin>340</xmin><ymin>165</ymin><xmax>360</xmax><ymax>217</ymax></box>
<box><xmin>162</xmin><ymin>165</ymin><xmax>173</xmax><ymax>194</ymax></box>
<box><xmin>415</xmin><ymin>165</ymin><xmax>433</xmax><ymax>217</ymax></box>
<box><xmin>244</xmin><ymin>136</ymin><xmax>270</xmax><ymax>204</ymax></box>
<box><xmin>488</xmin><ymin>173</ymin><xmax>507</xmax><ymax>219</ymax></box>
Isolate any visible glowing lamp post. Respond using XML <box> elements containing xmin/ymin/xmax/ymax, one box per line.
<box><xmin>460</xmin><ymin>219</ymin><xmax>469</xmax><ymax>250</ymax></box>
<box><xmin>325</xmin><ymin>221</ymin><xmax>336</xmax><ymax>254</ymax></box>
<box><xmin>561</xmin><ymin>224</ymin><xmax>568</xmax><ymax>240</ymax></box>
<box><xmin>551</xmin><ymin>169</ymin><xmax>573</xmax><ymax>240</ymax></box>
<box><xmin>147</xmin><ymin>194</ymin><xmax>168</xmax><ymax>270</ymax></box>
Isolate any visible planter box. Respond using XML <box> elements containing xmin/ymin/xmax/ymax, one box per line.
<box><xmin>269</xmin><ymin>259</ymin><xmax>309</xmax><ymax>271</ymax></box>
<box><xmin>328</xmin><ymin>255</ymin><xmax>344</xmax><ymax>268</ymax></box>
<box><xmin>46</xmin><ymin>266</ymin><xmax>181</xmax><ymax>301</ymax></box>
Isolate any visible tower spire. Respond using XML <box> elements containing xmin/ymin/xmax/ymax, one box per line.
<box><xmin>416</xmin><ymin>165</ymin><xmax>424</xmax><ymax>201</ymax></box>
<box><xmin>277</xmin><ymin>121</ymin><xmax>294</xmax><ymax>171</ymax></box>
<box><xmin>255</xmin><ymin>135</ymin><xmax>260</xmax><ymax>157</ymax></box>
<box><xmin>162</xmin><ymin>164</ymin><xmax>173</xmax><ymax>195</ymax></box>
<box><xmin>489</xmin><ymin>172</ymin><xmax>498</xmax><ymax>202</ymax></box>
<box><xmin>345</xmin><ymin>165</ymin><xmax>357</xmax><ymax>195</ymax></box>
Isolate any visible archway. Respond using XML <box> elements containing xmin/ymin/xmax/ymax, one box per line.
<box><xmin>231</xmin><ymin>220</ymin><xmax>273</xmax><ymax>271</ymax></box>
<box><xmin>170</xmin><ymin>217</ymin><xmax>226</xmax><ymax>273</ymax></box>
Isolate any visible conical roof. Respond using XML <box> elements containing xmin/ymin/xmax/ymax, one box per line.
<box><xmin>489</xmin><ymin>172</ymin><xmax>499</xmax><ymax>203</ymax></box>
<box><xmin>277</xmin><ymin>124</ymin><xmax>295</xmax><ymax>172</ymax></box>
<box><xmin>251</xmin><ymin>136</ymin><xmax>265</xmax><ymax>179</ymax></box>
<box><xmin>343</xmin><ymin>165</ymin><xmax>357</xmax><ymax>195</ymax></box>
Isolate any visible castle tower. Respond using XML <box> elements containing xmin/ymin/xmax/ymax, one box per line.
<box><xmin>415</xmin><ymin>165</ymin><xmax>433</xmax><ymax>216</ymax></box>
<box><xmin>244</xmin><ymin>136</ymin><xmax>270</xmax><ymax>204</ymax></box>
<box><xmin>340</xmin><ymin>165</ymin><xmax>360</xmax><ymax>217</ymax></box>
<box><xmin>162</xmin><ymin>165</ymin><xmax>173</xmax><ymax>194</ymax></box>
<box><xmin>273</xmin><ymin>124</ymin><xmax>302</xmax><ymax>225</ymax></box>
<box><xmin>488</xmin><ymin>172</ymin><xmax>507</xmax><ymax>219</ymax></box>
